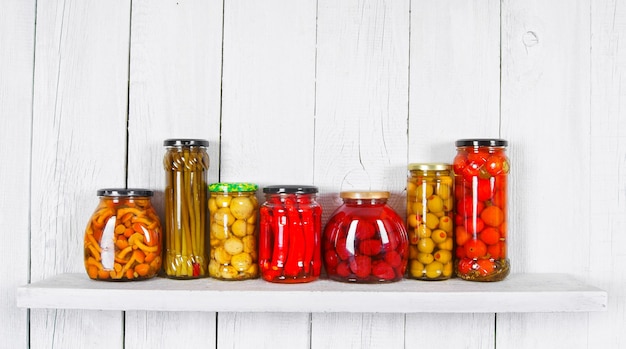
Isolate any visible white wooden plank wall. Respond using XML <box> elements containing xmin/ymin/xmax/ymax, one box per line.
<box><xmin>1</xmin><ymin>0</ymin><xmax>625</xmax><ymax>348</ymax></box>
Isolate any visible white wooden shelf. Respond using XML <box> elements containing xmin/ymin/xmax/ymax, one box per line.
<box><xmin>17</xmin><ymin>273</ymin><xmax>607</xmax><ymax>313</ymax></box>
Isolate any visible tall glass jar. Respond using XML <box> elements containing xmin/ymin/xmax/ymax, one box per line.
<box><xmin>323</xmin><ymin>191</ymin><xmax>409</xmax><ymax>283</ymax></box>
<box><xmin>163</xmin><ymin>139</ymin><xmax>210</xmax><ymax>279</ymax></box>
<box><xmin>406</xmin><ymin>164</ymin><xmax>454</xmax><ymax>280</ymax></box>
<box><xmin>259</xmin><ymin>185</ymin><xmax>322</xmax><ymax>283</ymax></box>
<box><xmin>208</xmin><ymin>182</ymin><xmax>259</xmax><ymax>280</ymax></box>
<box><xmin>453</xmin><ymin>139</ymin><xmax>510</xmax><ymax>281</ymax></box>
<box><xmin>84</xmin><ymin>189</ymin><xmax>162</xmax><ymax>281</ymax></box>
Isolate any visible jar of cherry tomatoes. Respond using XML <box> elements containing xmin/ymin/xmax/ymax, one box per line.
<box><xmin>208</xmin><ymin>182</ymin><xmax>259</xmax><ymax>280</ymax></box>
<box><xmin>323</xmin><ymin>191</ymin><xmax>409</xmax><ymax>283</ymax></box>
<box><xmin>84</xmin><ymin>189</ymin><xmax>162</xmax><ymax>281</ymax></box>
<box><xmin>259</xmin><ymin>185</ymin><xmax>322</xmax><ymax>283</ymax></box>
<box><xmin>406</xmin><ymin>164</ymin><xmax>455</xmax><ymax>280</ymax></box>
<box><xmin>453</xmin><ymin>139</ymin><xmax>510</xmax><ymax>281</ymax></box>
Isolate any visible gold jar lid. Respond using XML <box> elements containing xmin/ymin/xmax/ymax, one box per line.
<box><xmin>408</xmin><ymin>163</ymin><xmax>451</xmax><ymax>171</ymax></box>
<box><xmin>340</xmin><ymin>191</ymin><xmax>390</xmax><ymax>199</ymax></box>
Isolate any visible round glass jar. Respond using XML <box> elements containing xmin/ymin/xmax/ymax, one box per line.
<box><xmin>259</xmin><ymin>185</ymin><xmax>322</xmax><ymax>283</ymax></box>
<box><xmin>323</xmin><ymin>191</ymin><xmax>409</xmax><ymax>283</ymax></box>
<box><xmin>84</xmin><ymin>189</ymin><xmax>162</xmax><ymax>281</ymax></box>
<box><xmin>406</xmin><ymin>163</ymin><xmax>455</xmax><ymax>280</ymax></box>
<box><xmin>453</xmin><ymin>139</ymin><xmax>510</xmax><ymax>281</ymax></box>
<box><xmin>208</xmin><ymin>182</ymin><xmax>259</xmax><ymax>280</ymax></box>
<box><xmin>163</xmin><ymin>139</ymin><xmax>210</xmax><ymax>279</ymax></box>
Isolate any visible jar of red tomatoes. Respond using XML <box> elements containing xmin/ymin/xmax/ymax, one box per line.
<box><xmin>406</xmin><ymin>164</ymin><xmax>455</xmax><ymax>280</ymax></box>
<box><xmin>259</xmin><ymin>185</ymin><xmax>322</xmax><ymax>283</ymax></box>
<box><xmin>453</xmin><ymin>139</ymin><xmax>510</xmax><ymax>281</ymax></box>
<box><xmin>323</xmin><ymin>191</ymin><xmax>409</xmax><ymax>283</ymax></box>
<box><xmin>84</xmin><ymin>189</ymin><xmax>162</xmax><ymax>281</ymax></box>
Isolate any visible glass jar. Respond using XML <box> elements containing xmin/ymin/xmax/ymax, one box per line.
<box><xmin>259</xmin><ymin>185</ymin><xmax>322</xmax><ymax>283</ymax></box>
<box><xmin>323</xmin><ymin>191</ymin><xmax>409</xmax><ymax>283</ymax></box>
<box><xmin>208</xmin><ymin>182</ymin><xmax>259</xmax><ymax>280</ymax></box>
<box><xmin>84</xmin><ymin>189</ymin><xmax>162</xmax><ymax>281</ymax></box>
<box><xmin>453</xmin><ymin>139</ymin><xmax>510</xmax><ymax>281</ymax></box>
<box><xmin>163</xmin><ymin>139</ymin><xmax>210</xmax><ymax>279</ymax></box>
<box><xmin>406</xmin><ymin>164</ymin><xmax>455</xmax><ymax>280</ymax></box>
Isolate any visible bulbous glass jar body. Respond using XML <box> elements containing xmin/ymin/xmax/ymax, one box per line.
<box><xmin>323</xmin><ymin>191</ymin><xmax>409</xmax><ymax>283</ymax></box>
<box><xmin>84</xmin><ymin>189</ymin><xmax>162</xmax><ymax>281</ymax></box>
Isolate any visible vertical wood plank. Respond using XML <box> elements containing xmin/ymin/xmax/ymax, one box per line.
<box><xmin>499</xmin><ymin>1</ymin><xmax>592</xmax><ymax>348</ymax></box>
<box><xmin>29</xmin><ymin>0</ymin><xmax>131</xmax><ymax>348</ymax></box>
<box><xmin>0</xmin><ymin>0</ymin><xmax>35</xmax><ymax>347</ymax></box>
<box><xmin>406</xmin><ymin>2</ymin><xmax>500</xmax><ymax>347</ymax></box>
<box><xmin>313</xmin><ymin>1</ymin><xmax>409</xmax><ymax>348</ymax></box>
<box><xmin>588</xmin><ymin>0</ymin><xmax>626</xmax><ymax>347</ymax></box>
<box><xmin>218</xmin><ymin>1</ymin><xmax>317</xmax><ymax>347</ymax></box>
<box><xmin>126</xmin><ymin>0</ymin><xmax>223</xmax><ymax>348</ymax></box>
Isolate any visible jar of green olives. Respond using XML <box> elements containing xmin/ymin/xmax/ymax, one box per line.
<box><xmin>453</xmin><ymin>139</ymin><xmax>510</xmax><ymax>281</ymax></box>
<box><xmin>208</xmin><ymin>182</ymin><xmax>259</xmax><ymax>280</ymax></box>
<box><xmin>406</xmin><ymin>164</ymin><xmax>455</xmax><ymax>280</ymax></box>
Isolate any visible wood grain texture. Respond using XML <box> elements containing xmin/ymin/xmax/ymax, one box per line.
<box><xmin>29</xmin><ymin>0</ymin><xmax>131</xmax><ymax>347</ymax></box>
<box><xmin>126</xmin><ymin>1</ymin><xmax>224</xmax><ymax>348</ymax></box>
<box><xmin>314</xmin><ymin>1</ymin><xmax>409</xmax><ymax>347</ymax></box>
<box><xmin>409</xmin><ymin>0</ymin><xmax>501</xmax><ymax>163</ymax></box>
<box><xmin>0</xmin><ymin>0</ymin><xmax>35</xmax><ymax>347</ymax></box>
<box><xmin>217</xmin><ymin>1</ymin><xmax>317</xmax><ymax>348</ymax></box>
<box><xmin>406</xmin><ymin>1</ymin><xmax>501</xmax><ymax>346</ymax></box>
<box><xmin>588</xmin><ymin>0</ymin><xmax>626</xmax><ymax>347</ymax></box>
<box><xmin>499</xmin><ymin>1</ymin><xmax>593</xmax><ymax>348</ymax></box>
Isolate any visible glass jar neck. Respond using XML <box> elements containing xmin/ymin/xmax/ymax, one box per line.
<box><xmin>343</xmin><ymin>198</ymin><xmax>387</xmax><ymax>206</ymax></box>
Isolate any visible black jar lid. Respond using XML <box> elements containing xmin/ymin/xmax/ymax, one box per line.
<box><xmin>97</xmin><ymin>188</ymin><xmax>154</xmax><ymax>197</ymax></box>
<box><xmin>263</xmin><ymin>185</ymin><xmax>318</xmax><ymax>194</ymax></box>
<box><xmin>455</xmin><ymin>139</ymin><xmax>508</xmax><ymax>147</ymax></box>
<box><xmin>163</xmin><ymin>139</ymin><xmax>209</xmax><ymax>147</ymax></box>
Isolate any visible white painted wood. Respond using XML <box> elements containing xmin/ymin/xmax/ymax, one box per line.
<box><xmin>314</xmin><ymin>1</ymin><xmax>409</xmax><ymax>348</ymax></box>
<box><xmin>126</xmin><ymin>0</ymin><xmax>224</xmax><ymax>347</ymax></box>
<box><xmin>29</xmin><ymin>0</ymin><xmax>131</xmax><ymax>348</ymax></box>
<box><xmin>312</xmin><ymin>313</ymin><xmax>405</xmax><ymax>349</ymax></box>
<box><xmin>17</xmin><ymin>273</ymin><xmax>607</xmax><ymax>313</ymax></box>
<box><xmin>499</xmin><ymin>1</ymin><xmax>593</xmax><ymax>348</ymax></box>
<box><xmin>409</xmin><ymin>0</ymin><xmax>502</xmax><ymax>162</ymax></box>
<box><xmin>406</xmin><ymin>1</ymin><xmax>501</xmax><ymax>347</ymax></box>
<box><xmin>218</xmin><ymin>1</ymin><xmax>317</xmax><ymax>348</ymax></box>
<box><xmin>588</xmin><ymin>1</ymin><xmax>626</xmax><ymax>348</ymax></box>
<box><xmin>0</xmin><ymin>0</ymin><xmax>35</xmax><ymax>348</ymax></box>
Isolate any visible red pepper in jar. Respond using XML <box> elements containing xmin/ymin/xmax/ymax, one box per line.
<box><xmin>259</xmin><ymin>185</ymin><xmax>322</xmax><ymax>283</ymax></box>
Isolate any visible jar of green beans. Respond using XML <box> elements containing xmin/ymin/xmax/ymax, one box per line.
<box><xmin>163</xmin><ymin>139</ymin><xmax>210</xmax><ymax>279</ymax></box>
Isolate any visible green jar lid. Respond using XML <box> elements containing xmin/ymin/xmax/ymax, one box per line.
<box><xmin>209</xmin><ymin>182</ymin><xmax>258</xmax><ymax>193</ymax></box>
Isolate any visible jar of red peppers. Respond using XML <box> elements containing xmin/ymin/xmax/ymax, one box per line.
<box><xmin>84</xmin><ymin>189</ymin><xmax>162</xmax><ymax>281</ymax></box>
<box><xmin>406</xmin><ymin>164</ymin><xmax>455</xmax><ymax>280</ymax></box>
<box><xmin>259</xmin><ymin>185</ymin><xmax>322</xmax><ymax>283</ymax></box>
<box><xmin>453</xmin><ymin>139</ymin><xmax>510</xmax><ymax>281</ymax></box>
<box><xmin>323</xmin><ymin>191</ymin><xmax>409</xmax><ymax>283</ymax></box>
<box><xmin>208</xmin><ymin>182</ymin><xmax>259</xmax><ymax>280</ymax></box>
<box><xmin>163</xmin><ymin>139</ymin><xmax>210</xmax><ymax>279</ymax></box>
